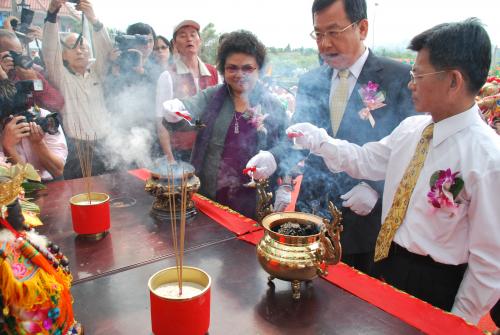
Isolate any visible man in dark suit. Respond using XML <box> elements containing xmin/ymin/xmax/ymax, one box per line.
<box><xmin>247</xmin><ymin>0</ymin><xmax>415</xmax><ymax>274</ymax></box>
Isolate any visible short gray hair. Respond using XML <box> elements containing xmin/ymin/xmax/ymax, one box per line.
<box><xmin>0</xmin><ymin>29</ymin><xmax>17</xmax><ymax>40</ymax></box>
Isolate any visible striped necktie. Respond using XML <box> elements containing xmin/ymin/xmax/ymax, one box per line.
<box><xmin>330</xmin><ymin>69</ymin><xmax>350</xmax><ymax>135</ymax></box>
<box><xmin>374</xmin><ymin>123</ymin><xmax>435</xmax><ymax>262</ymax></box>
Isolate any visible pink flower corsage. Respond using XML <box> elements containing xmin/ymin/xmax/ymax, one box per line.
<box><xmin>427</xmin><ymin>169</ymin><xmax>464</xmax><ymax>212</ymax></box>
<box><xmin>245</xmin><ymin>104</ymin><xmax>269</xmax><ymax>133</ymax></box>
<box><xmin>357</xmin><ymin>81</ymin><xmax>386</xmax><ymax>128</ymax></box>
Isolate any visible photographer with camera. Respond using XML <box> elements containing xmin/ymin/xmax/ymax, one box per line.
<box><xmin>43</xmin><ymin>0</ymin><xmax>114</xmax><ymax>179</ymax></box>
<box><xmin>0</xmin><ymin>65</ymin><xmax>67</xmax><ymax>181</ymax></box>
<box><xmin>103</xmin><ymin>22</ymin><xmax>163</xmax><ymax>166</ymax></box>
<box><xmin>0</xmin><ymin>29</ymin><xmax>65</xmax><ymax>113</ymax></box>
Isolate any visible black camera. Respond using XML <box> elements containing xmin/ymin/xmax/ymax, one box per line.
<box><xmin>7</xmin><ymin>50</ymin><xmax>34</xmax><ymax>69</ymax></box>
<box><xmin>115</xmin><ymin>34</ymin><xmax>149</xmax><ymax>51</ymax></box>
<box><xmin>1</xmin><ymin>80</ymin><xmax>60</xmax><ymax>135</ymax></box>
<box><xmin>10</xmin><ymin>8</ymin><xmax>34</xmax><ymax>37</ymax></box>
<box><xmin>66</xmin><ymin>0</ymin><xmax>80</xmax><ymax>3</ymax></box>
<box><xmin>115</xmin><ymin>34</ymin><xmax>148</xmax><ymax>68</ymax></box>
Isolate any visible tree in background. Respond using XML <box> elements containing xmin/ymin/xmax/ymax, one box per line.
<box><xmin>200</xmin><ymin>23</ymin><xmax>219</xmax><ymax>65</ymax></box>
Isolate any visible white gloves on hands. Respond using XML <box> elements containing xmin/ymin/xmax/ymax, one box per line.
<box><xmin>273</xmin><ymin>185</ymin><xmax>292</xmax><ymax>212</ymax></box>
<box><xmin>162</xmin><ymin>98</ymin><xmax>188</xmax><ymax>123</ymax></box>
<box><xmin>340</xmin><ymin>182</ymin><xmax>379</xmax><ymax>216</ymax></box>
<box><xmin>246</xmin><ymin>151</ymin><xmax>277</xmax><ymax>179</ymax></box>
<box><xmin>286</xmin><ymin>123</ymin><xmax>330</xmax><ymax>152</ymax></box>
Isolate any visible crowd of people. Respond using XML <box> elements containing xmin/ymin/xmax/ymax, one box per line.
<box><xmin>0</xmin><ymin>0</ymin><xmax>499</xmax><ymax>332</ymax></box>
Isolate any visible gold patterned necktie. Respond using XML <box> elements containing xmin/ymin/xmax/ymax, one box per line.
<box><xmin>374</xmin><ymin>123</ymin><xmax>435</xmax><ymax>262</ymax></box>
<box><xmin>330</xmin><ymin>69</ymin><xmax>350</xmax><ymax>135</ymax></box>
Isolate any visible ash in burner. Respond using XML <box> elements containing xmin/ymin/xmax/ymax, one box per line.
<box><xmin>148</xmin><ymin>157</ymin><xmax>194</xmax><ymax>179</ymax></box>
<box><xmin>271</xmin><ymin>222</ymin><xmax>319</xmax><ymax>236</ymax></box>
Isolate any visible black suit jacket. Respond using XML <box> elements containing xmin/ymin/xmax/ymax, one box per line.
<box><xmin>281</xmin><ymin>50</ymin><xmax>416</xmax><ymax>254</ymax></box>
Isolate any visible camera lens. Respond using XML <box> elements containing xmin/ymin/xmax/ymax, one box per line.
<box><xmin>38</xmin><ymin>113</ymin><xmax>60</xmax><ymax>135</ymax></box>
<box><xmin>10</xmin><ymin>19</ymin><xmax>19</xmax><ymax>29</ymax></box>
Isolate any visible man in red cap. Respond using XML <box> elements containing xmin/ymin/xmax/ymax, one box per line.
<box><xmin>157</xmin><ymin>19</ymin><xmax>218</xmax><ymax>162</ymax></box>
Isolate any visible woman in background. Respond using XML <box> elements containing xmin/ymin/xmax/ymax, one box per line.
<box><xmin>153</xmin><ymin>35</ymin><xmax>172</xmax><ymax>71</ymax></box>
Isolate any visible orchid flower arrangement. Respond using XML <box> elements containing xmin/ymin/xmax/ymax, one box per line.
<box><xmin>427</xmin><ymin>169</ymin><xmax>464</xmax><ymax>212</ymax></box>
<box><xmin>358</xmin><ymin>81</ymin><xmax>386</xmax><ymax>127</ymax></box>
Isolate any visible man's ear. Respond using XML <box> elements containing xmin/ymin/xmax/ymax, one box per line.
<box><xmin>449</xmin><ymin>70</ymin><xmax>464</xmax><ymax>90</ymax></box>
<box><xmin>358</xmin><ymin>19</ymin><xmax>369</xmax><ymax>41</ymax></box>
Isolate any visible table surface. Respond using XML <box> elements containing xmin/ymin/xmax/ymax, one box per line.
<box><xmin>36</xmin><ymin>173</ymin><xmax>422</xmax><ymax>334</ymax></box>
<box><xmin>36</xmin><ymin>172</ymin><xmax>234</xmax><ymax>283</ymax></box>
<box><xmin>72</xmin><ymin>238</ymin><xmax>422</xmax><ymax>335</ymax></box>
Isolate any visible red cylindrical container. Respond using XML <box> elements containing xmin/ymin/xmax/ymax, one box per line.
<box><xmin>148</xmin><ymin>266</ymin><xmax>211</xmax><ymax>335</ymax></box>
<box><xmin>70</xmin><ymin>192</ymin><xmax>110</xmax><ymax>236</ymax></box>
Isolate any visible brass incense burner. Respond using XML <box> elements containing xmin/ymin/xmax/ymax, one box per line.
<box><xmin>145</xmin><ymin>160</ymin><xmax>200</xmax><ymax>221</ymax></box>
<box><xmin>255</xmin><ymin>180</ymin><xmax>343</xmax><ymax>299</ymax></box>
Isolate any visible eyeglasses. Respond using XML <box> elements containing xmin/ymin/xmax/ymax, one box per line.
<box><xmin>61</xmin><ymin>39</ymin><xmax>89</xmax><ymax>52</ymax></box>
<box><xmin>225</xmin><ymin>64</ymin><xmax>257</xmax><ymax>74</ymax></box>
<box><xmin>409</xmin><ymin>70</ymin><xmax>448</xmax><ymax>84</ymax></box>
<box><xmin>154</xmin><ymin>46</ymin><xmax>169</xmax><ymax>51</ymax></box>
<box><xmin>310</xmin><ymin>21</ymin><xmax>358</xmax><ymax>41</ymax></box>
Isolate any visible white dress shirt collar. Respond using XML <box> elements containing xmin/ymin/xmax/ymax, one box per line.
<box><xmin>432</xmin><ymin>104</ymin><xmax>481</xmax><ymax>147</ymax></box>
<box><xmin>332</xmin><ymin>47</ymin><xmax>369</xmax><ymax>80</ymax></box>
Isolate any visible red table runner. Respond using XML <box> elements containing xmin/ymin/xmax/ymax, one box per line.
<box><xmin>238</xmin><ymin>230</ymin><xmax>483</xmax><ymax>335</ymax></box>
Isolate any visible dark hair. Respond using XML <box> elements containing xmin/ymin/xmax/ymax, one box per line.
<box><xmin>156</xmin><ymin>35</ymin><xmax>172</xmax><ymax>53</ymax></box>
<box><xmin>216</xmin><ymin>30</ymin><xmax>266</xmax><ymax>74</ymax></box>
<box><xmin>408</xmin><ymin>17</ymin><xmax>491</xmax><ymax>94</ymax></box>
<box><xmin>311</xmin><ymin>0</ymin><xmax>367</xmax><ymax>23</ymax></box>
<box><xmin>126</xmin><ymin>22</ymin><xmax>157</xmax><ymax>41</ymax></box>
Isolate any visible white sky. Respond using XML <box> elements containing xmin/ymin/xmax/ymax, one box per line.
<box><xmin>91</xmin><ymin>0</ymin><xmax>500</xmax><ymax>50</ymax></box>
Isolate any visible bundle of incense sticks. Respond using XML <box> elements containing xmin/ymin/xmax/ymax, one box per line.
<box><xmin>166</xmin><ymin>167</ymin><xmax>189</xmax><ymax>296</ymax></box>
<box><xmin>73</xmin><ymin>123</ymin><xmax>96</xmax><ymax>204</ymax></box>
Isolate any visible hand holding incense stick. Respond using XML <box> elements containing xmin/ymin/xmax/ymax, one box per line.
<box><xmin>175</xmin><ymin>111</ymin><xmax>196</xmax><ymax>127</ymax></box>
<box><xmin>287</xmin><ymin>131</ymin><xmax>304</xmax><ymax>139</ymax></box>
<box><xmin>243</xmin><ymin>166</ymin><xmax>257</xmax><ymax>188</ymax></box>
<box><xmin>287</xmin><ymin>131</ymin><xmax>305</xmax><ymax>150</ymax></box>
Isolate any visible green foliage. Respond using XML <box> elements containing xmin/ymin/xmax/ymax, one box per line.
<box><xmin>266</xmin><ymin>48</ymin><xmax>319</xmax><ymax>88</ymax></box>
<box><xmin>200</xmin><ymin>23</ymin><xmax>219</xmax><ymax>65</ymax></box>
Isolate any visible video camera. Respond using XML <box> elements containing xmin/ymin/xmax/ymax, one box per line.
<box><xmin>115</xmin><ymin>34</ymin><xmax>148</xmax><ymax>68</ymax></box>
<box><xmin>1</xmin><ymin>80</ymin><xmax>60</xmax><ymax>135</ymax></box>
<box><xmin>10</xmin><ymin>8</ymin><xmax>35</xmax><ymax>37</ymax></box>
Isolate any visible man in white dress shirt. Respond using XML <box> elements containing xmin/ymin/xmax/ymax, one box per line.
<box><xmin>283</xmin><ymin>18</ymin><xmax>500</xmax><ymax>325</ymax></box>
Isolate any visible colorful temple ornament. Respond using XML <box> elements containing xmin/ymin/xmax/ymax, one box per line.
<box><xmin>477</xmin><ymin>76</ymin><xmax>500</xmax><ymax>127</ymax></box>
<box><xmin>0</xmin><ymin>164</ymin><xmax>82</xmax><ymax>334</ymax></box>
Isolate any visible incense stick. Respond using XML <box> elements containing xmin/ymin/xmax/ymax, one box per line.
<box><xmin>167</xmin><ymin>165</ymin><xmax>189</xmax><ymax>296</ymax></box>
<box><xmin>73</xmin><ymin>123</ymin><xmax>96</xmax><ymax>204</ymax></box>
<box><xmin>167</xmin><ymin>167</ymin><xmax>181</xmax><ymax>293</ymax></box>
<box><xmin>179</xmin><ymin>170</ymin><xmax>188</xmax><ymax>294</ymax></box>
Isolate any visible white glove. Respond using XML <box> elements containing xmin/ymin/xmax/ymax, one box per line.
<box><xmin>286</xmin><ymin>123</ymin><xmax>330</xmax><ymax>152</ymax></box>
<box><xmin>162</xmin><ymin>98</ymin><xmax>188</xmax><ymax>123</ymax></box>
<box><xmin>246</xmin><ymin>151</ymin><xmax>277</xmax><ymax>179</ymax></box>
<box><xmin>273</xmin><ymin>185</ymin><xmax>292</xmax><ymax>212</ymax></box>
<box><xmin>340</xmin><ymin>182</ymin><xmax>379</xmax><ymax>216</ymax></box>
